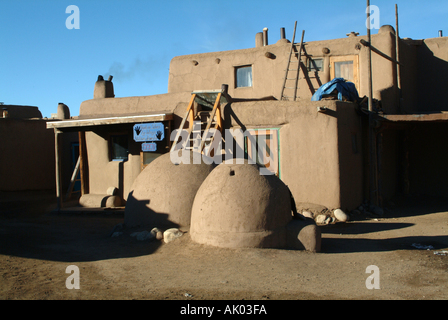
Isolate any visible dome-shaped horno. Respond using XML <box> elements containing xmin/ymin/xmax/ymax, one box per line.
<box><xmin>190</xmin><ymin>161</ymin><xmax>293</xmax><ymax>248</ymax></box>
<box><xmin>125</xmin><ymin>152</ymin><xmax>216</xmax><ymax>228</ymax></box>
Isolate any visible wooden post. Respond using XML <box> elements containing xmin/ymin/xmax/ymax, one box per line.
<box><xmin>395</xmin><ymin>4</ymin><xmax>402</xmax><ymax>112</ymax></box>
<box><xmin>54</xmin><ymin>128</ymin><xmax>62</xmax><ymax>211</ymax></box>
<box><xmin>170</xmin><ymin>94</ymin><xmax>196</xmax><ymax>152</ymax></box>
<box><xmin>78</xmin><ymin>131</ymin><xmax>89</xmax><ymax>196</ymax></box>
<box><xmin>188</xmin><ymin>95</ymin><xmax>195</xmax><ymax>130</ymax></box>
<box><xmin>293</xmin><ymin>30</ymin><xmax>305</xmax><ymax>101</ymax></box>
<box><xmin>367</xmin><ymin>0</ymin><xmax>378</xmax><ymax>207</ymax></box>
<box><xmin>367</xmin><ymin>0</ymin><xmax>373</xmax><ymax>112</ymax></box>
<box><xmin>216</xmin><ymin>103</ymin><xmax>222</xmax><ymax>133</ymax></box>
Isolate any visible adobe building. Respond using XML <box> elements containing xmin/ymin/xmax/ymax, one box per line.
<box><xmin>0</xmin><ymin>104</ymin><xmax>77</xmax><ymax>193</ymax></box>
<box><xmin>47</xmin><ymin>24</ymin><xmax>448</xmax><ymax>218</ymax></box>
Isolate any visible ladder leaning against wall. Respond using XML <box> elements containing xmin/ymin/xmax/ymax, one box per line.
<box><xmin>170</xmin><ymin>84</ymin><xmax>230</xmax><ymax>158</ymax></box>
<box><xmin>280</xmin><ymin>21</ymin><xmax>306</xmax><ymax>101</ymax></box>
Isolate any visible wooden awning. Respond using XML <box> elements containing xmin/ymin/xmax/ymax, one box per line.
<box><xmin>47</xmin><ymin>112</ymin><xmax>173</xmax><ymax>130</ymax></box>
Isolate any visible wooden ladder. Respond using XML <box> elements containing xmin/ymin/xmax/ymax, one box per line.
<box><xmin>65</xmin><ymin>156</ymin><xmax>81</xmax><ymax>201</ymax></box>
<box><xmin>280</xmin><ymin>21</ymin><xmax>305</xmax><ymax>101</ymax></box>
<box><xmin>170</xmin><ymin>85</ymin><xmax>228</xmax><ymax>157</ymax></box>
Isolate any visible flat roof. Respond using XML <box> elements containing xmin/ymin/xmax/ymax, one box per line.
<box><xmin>378</xmin><ymin>112</ymin><xmax>448</xmax><ymax>123</ymax></box>
<box><xmin>46</xmin><ymin>112</ymin><xmax>173</xmax><ymax>130</ymax></box>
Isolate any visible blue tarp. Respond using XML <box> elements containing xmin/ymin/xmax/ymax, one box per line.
<box><xmin>311</xmin><ymin>78</ymin><xmax>360</xmax><ymax>102</ymax></box>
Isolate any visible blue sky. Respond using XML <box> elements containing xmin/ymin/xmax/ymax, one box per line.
<box><xmin>1</xmin><ymin>0</ymin><xmax>447</xmax><ymax>118</ymax></box>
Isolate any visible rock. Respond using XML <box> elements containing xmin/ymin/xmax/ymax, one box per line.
<box><xmin>334</xmin><ymin>209</ymin><xmax>349</xmax><ymax>222</ymax></box>
<box><xmin>163</xmin><ymin>228</ymin><xmax>184</xmax><ymax>243</ymax></box>
<box><xmin>150</xmin><ymin>227</ymin><xmax>164</xmax><ymax>240</ymax></box>
<box><xmin>286</xmin><ymin>219</ymin><xmax>321</xmax><ymax>252</ymax></box>
<box><xmin>315</xmin><ymin>214</ymin><xmax>328</xmax><ymax>224</ymax></box>
<box><xmin>302</xmin><ymin>211</ymin><xmax>314</xmax><ymax>219</ymax></box>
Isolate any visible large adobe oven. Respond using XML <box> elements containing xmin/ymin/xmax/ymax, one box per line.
<box><xmin>190</xmin><ymin>161</ymin><xmax>320</xmax><ymax>250</ymax></box>
<box><xmin>124</xmin><ymin>152</ymin><xmax>215</xmax><ymax>228</ymax></box>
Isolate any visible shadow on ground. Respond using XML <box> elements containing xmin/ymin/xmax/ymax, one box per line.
<box><xmin>1</xmin><ymin>191</ymin><xmax>448</xmax><ymax>260</ymax></box>
<box><xmin>321</xmin><ymin>234</ymin><xmax>448</xmax><ymax>254</ymax></box>
<box><xmin>0</xmin><ymin>190</ymin><xmax>163</xmax><ymax>263</ymax></box>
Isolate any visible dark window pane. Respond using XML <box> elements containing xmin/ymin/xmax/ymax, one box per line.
<box><xmin>111</xmin><ymin>135</ymin><xmax>128</xmax><ymax>160</ymax></box>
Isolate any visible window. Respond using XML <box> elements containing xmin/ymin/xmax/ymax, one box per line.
<box><xmin>330</xmin><ymin>55</ymin><xmax>359</xmax><ymax>89</ymax></box>
<box><xmin>244</xmin><ymin>129</ymin><xmax>280</xmax><ymax>177</ymax></box>
<box><xmin>308</xmin><ymin>58</ymin><xmax>324</xmax><ymax>72</ymax></box>
<box><xmin>235</xmin><ymin>65</ymin><xmax>253</xmax><ymax>88</ymax></box>
<box><xmin>141</xmin><ymin>151</ymin><xmax>161</xmax><ymax>167</ymax></box>
<box><xmin>335</xmin><ymin>61</ymin><xmax>353</xmax><ymax>80</ymax></box>
<box><xmin>110</xmin><ymin>134</ymin><xmax>128</xmax><ymax>161</ymax></box>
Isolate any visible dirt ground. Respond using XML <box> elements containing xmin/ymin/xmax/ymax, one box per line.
<box><xmin>0</xmin><ymin>190</ymin><xmax>447</xmax><ymax>301</ymax></box>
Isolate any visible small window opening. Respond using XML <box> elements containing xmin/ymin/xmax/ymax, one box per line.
<box><xmin>308</xmin><ymin>58</ymin><xmax>324</xmax><ymax>72</ymax></box>
<box><xmin>235</xmin><ymin>65</ymin><xmax>253</xmax><ymax>88</ymax></box>
<box><xmin>110</xmin><ymin>134</ymin><xmax>128</xmax><ymax>161</ymax></box>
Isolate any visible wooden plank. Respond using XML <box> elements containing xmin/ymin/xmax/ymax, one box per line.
<box><xmin>170</xmin><ymin>94</ymin><xmax>196</xmax><ymax>152</ymax></box>
<box><xmin>379</xmin><ymin>113</ymin><xmax>448</xmax><ymax>122</ymax></box>
<box><xmin>47</xmin><ymin>113</ymin><xmax>174</xmax><ymax>129</ymax></box>
<box><xmin>359</xmin><ymin>39</ymin><xmax>404</xmax><ymax>66</ymax></box>
<box><xmin>64</xmin><ymin>156</ymin><xmax>80</xmax><ymax>201</ymax></box>
<box><xmin>200</xmin><ymin>92</ymin><xmax>222</xmax><ymax>152</ymax></box>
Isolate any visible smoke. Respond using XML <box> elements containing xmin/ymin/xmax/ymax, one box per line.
<box><xmin>104</xmin><ymin>56</ymin><xmax>163</xmax><ymax>83</ymax></box>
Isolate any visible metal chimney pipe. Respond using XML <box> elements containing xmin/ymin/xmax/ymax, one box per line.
<box><xmin>263</xmin><ymin>27</ymin><xmax>268</xmax><ymax>46</ymax></box>
<box><xmin>280</xmin><ymin>27</ymin><xmax>286</xmax><ymax>40</ymax></box>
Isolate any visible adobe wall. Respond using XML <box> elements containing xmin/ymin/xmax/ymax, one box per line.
<box><xmin>0</xmin><ymin>119</ymin><xmax>77</xmax><ymax>192</ymax></box>
<box><xmin>79</xmin><ymin>92</ymin><xmax>191</xmax><ymax>117</ymax></box>
<box><xmin>223</xmin><ymin>100</ymin><xmax>364</xmax><ymax>211</ymax></box>
<box><xmin>168</xmin><ymin>28</ymin><xmax>399</xmax><ymax>113</ymax></box>
<box><xmin>397</xmin><ymin>39</ymin><xmax>419</xmax><ymax>113</ymax></box>
<box><xmin>415</xmin><ymin>37</ymin><xmax>448</xmax><ymax>112</ymax></box>
<box><xmin>0</xmin><ymin>105</ymin><xmax>42</xmax><ymax>119</ymax></box>
<box><xmin>84</xmin><ymin>125</ymin><xmax>141</xmax><ymax>202</ymax></box>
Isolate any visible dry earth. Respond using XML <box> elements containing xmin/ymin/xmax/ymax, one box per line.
<box><xmin>0</xmin><ymin>190</ymin><xmax>447</xmax><ymax>302</ymax></box>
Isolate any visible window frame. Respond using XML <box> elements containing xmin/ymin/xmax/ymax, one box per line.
<box><xmin>330</xmin><ymin>55</ymin><xmax>359</xmax><ymax>89</ymax></box>
<box><xmin>307</xmin><ymin>58</ymin><xmax>324</xmax><ymax>72</ymax></box>
<box><xmin>244</xmin><ymin>128</ymin><xmax>280</xmax><ymax>177</ymax></box>
<box><xmin>234</xmin><ymin>65</ymin><xmax>253</xmax><ymax>88</ymax></box>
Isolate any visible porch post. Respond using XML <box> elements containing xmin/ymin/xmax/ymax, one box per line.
<box><xmin>54</xmin><ymin>128</ymin><xmax>63</xmax><ymax>211</ymax></box>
